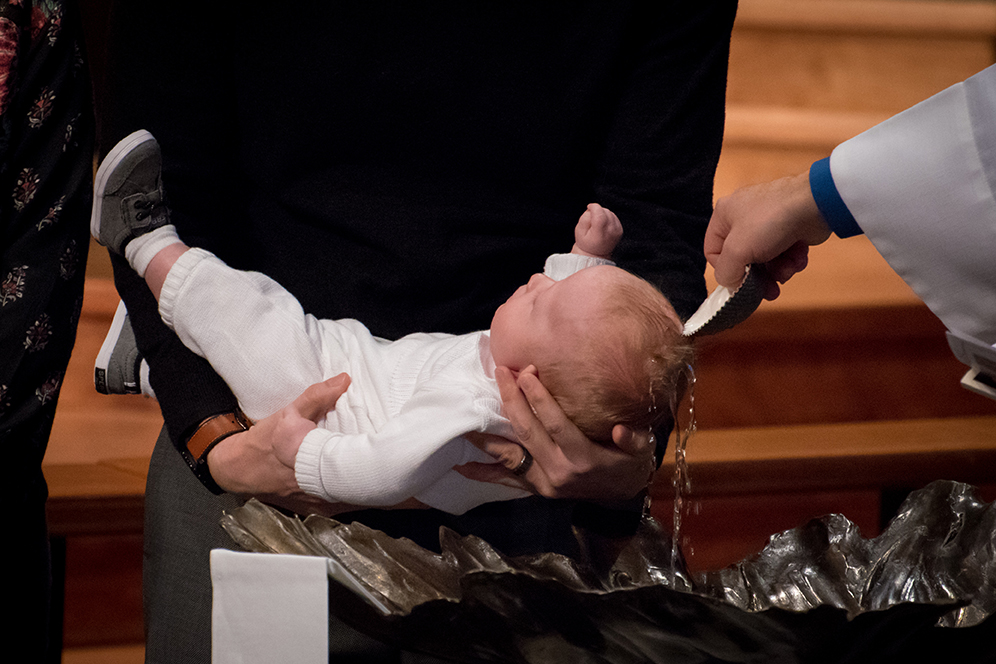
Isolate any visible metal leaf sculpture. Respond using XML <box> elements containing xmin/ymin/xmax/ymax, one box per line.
<box><xmin>221</xmin><ymin>480</ymin><xmax>995</xmax><ymax>663</ymax></box>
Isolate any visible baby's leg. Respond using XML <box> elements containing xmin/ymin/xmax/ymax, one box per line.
<box><xmin>160</xmin><ymin>248</ymin><xmax>342</xmax><ymax>421</ymax></box>
<box><xmin>143</xmin><ymin>242</ymin><xmax>190</xmax><ymax>302</ymax></box>
<box><xmin>92</xmin><ymin>131</ymin><xmax>343</xmax><ymax>421</ymax></box>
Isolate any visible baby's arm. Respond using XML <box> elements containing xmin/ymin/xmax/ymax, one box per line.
<box><xmin>295</xmin><ymin>389</ymin><xmax>525</xmax><ymax>512</ymax></box>
<box><xmin>572</xmin><ymin>203</ymin><xmax>623</xmax><ymax>259</ymax></box>
<box><xmin>544</xmin><ymin>204</ymin><xmax>618</xmax><ymax>280</ymax></box>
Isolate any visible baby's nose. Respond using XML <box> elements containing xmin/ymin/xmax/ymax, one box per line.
<box><xmin>526</xmin><ymin>273</ymin><xmax>547</xmax><ymax>290</ymax></box>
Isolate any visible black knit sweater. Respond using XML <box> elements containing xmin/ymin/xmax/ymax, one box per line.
<box><xmin>102</xmin><ymin>0</ymin><xmax>736</xmax><ymax>548</ymax></box>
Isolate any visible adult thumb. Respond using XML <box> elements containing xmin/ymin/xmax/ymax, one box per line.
<box><xmin>704</xmin><ymin>215</ymin><xmax>748</xmax><ymax>289</ymax></box>
<box><xmin>294</xmin><ymin>373</ymin><xmax>351</xmax><ymax>422</ymax></box>
<box><xmin>712</xmin><ymin>253</ymin><xmax>749</xmax><ymax>290</ymax></box>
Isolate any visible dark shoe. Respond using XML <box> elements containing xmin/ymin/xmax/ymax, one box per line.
<box><xmin>94</xmin><ymin>300</ymin><xmax>154</xmax><ymax>397</ymax></box>
<box><xmin>91</xmin><ymin>129</ymin><xmax>170</xmax><ymax>254</ymax></box>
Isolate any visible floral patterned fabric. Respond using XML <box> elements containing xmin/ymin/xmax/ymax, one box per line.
<box><xmin>0</xmin><ymin>0</ymin><xmax>92</xmax><ymax>477</ymax></box>
<box><xmin>0</xmin><ymin>0</ymin><xmax>93</xmax><ymax>659</ymax></box>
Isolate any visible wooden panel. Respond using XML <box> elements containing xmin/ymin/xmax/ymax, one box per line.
<box><xmin>63</xmin><ymin>645</ymin><xmax>144</xmax><ymax>664</ymax></box>
<box><xmin>715</xmin><ymin>108</ymin><xmax>891</xmax><ymax>195</ymax></box>
<box><xmin>721</xmin><ymin>0</ymin><xmax>996</xmax><ymax>201</ymax></box>
<box><xmin>45</xmin><ymin>461</ymin><xmax>145</xmax><ymax>537</ymax></box>
<box><xmin>654</xmin><ymin>416</ymin><xmax>996</xmax><ymax>496</ymax></box>
<box><xmin>690</xmin><ymin>233</ymin><xmax>993</xmax><ymax>428</ymax></box>
<box><xmin>729</xmin><ymin>32</ymin><xmax>991</xmax><ymax>112</ymax></box>
<box><xmin>63</xmin><ymin>534</ymin><xmax>144</xmax><ymax>648</ymax></box>
<box><xmin>735</xmin><ymin>0</ymin><xmax>996</xmax><ymax>38</ymax></box>
<box><xmin>45</xmin><ymin>460</ymin><xmax>146</xmax><ymax>500</ymax></box>
<box><xmin>650</xmin><ymin>489</ymin><xmax>881</xmax><ymax>573</ymax></box>
<box><xmin>86</xmin><ymin>236</ymin><xmax>114</xmax><ymax>280</ymax></box>
<box><xmin>723</xmin><ymin>106</ymin><xmax>892</xmax><ymax>150</ymax></box>
<box><xmin>691</xmin><ymin>303</ymin><xmax>995</xmax><ymax>429</ymax></box>
<box><xmin>729</xmin><ymin>0</ymin><xmax>996</xmax><ymax>114</ymax></box>
<box><xmin>715</xmin><ymin>143</ymin><xmax>836</xmax><ymax>197</ymax></box>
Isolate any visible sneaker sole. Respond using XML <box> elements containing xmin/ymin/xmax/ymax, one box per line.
<box><xmin>94</xmin><ymin>299</ymin><xmax>131</xmax><ymax>394</ymax></box>
<box><xmin>90</xmin><ymin>129</ymin><xmax>157</xmax><ymax>245</ymax></box>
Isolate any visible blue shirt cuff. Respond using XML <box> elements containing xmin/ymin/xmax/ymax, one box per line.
<box><xmin>809</xmin><ymin>157</ymin><xmax>863</xmax><ymax>238</ymax></box>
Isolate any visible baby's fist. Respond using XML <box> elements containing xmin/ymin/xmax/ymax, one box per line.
<box><xmin>574</xmin><ymin>203</ymin><xmax>623</xmax><ymax>259</ymax></box>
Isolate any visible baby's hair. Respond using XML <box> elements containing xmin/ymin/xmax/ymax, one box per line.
<box><xmin>541</xmin><ymin>271</ymin><xmax>693</xmax><ymax>445</ymax></box>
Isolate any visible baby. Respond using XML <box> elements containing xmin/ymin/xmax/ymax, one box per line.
<box><xmin>93</xmin><ymin>130</ymin><xmax>692</xmax><ymax>515</ymax></box>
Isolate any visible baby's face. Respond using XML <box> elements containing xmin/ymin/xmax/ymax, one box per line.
<box><xmin>490</xmin><ymin>265</ymin><xmax>619</xmax><ymax>372</ymax></box>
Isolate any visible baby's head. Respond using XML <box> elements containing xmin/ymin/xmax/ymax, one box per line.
<box><xmin>490</xmin><ymin>265</ymin><xmax>692</xmax><ymax>445</ymax></box>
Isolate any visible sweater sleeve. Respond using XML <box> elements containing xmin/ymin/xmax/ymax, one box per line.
<box><xmin>543</xmin><ymin>253</ymin><xmax>614</xmax><ymax>281</ymax></box>
<box><xmin>294</xmin><ymin>390</ymin><xmax>524</xmax><ymax>513</ymax></box>
<box><xmin>828</xmin><ymin>65</ymin><xmax>996</xmax><ymax>344</ymax></box>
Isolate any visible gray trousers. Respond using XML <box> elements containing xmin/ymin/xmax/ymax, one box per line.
<box><xmin>143</xmin><ymin>427</ymin><xmax>452</xmax><ymax>663</ymax></box>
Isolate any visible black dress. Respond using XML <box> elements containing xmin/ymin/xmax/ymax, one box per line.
<box><xmin>0</xmin><ymin>1</ymin><xmax>94</xmax><ymax>660</ymax></box>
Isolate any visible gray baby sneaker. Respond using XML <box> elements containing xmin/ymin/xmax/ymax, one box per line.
<box><xmin>91</xmin><ymin>129</ymin><xmax>170</xmax><ymax>254</ymax></box>
<box><xmin>94</xmin><ymin>300</ymin><xmax>155</xmax><ymax>398</ymax></box>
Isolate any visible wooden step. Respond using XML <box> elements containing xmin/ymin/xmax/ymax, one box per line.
<box><xmin>736</xmin><ymin>0</ymin><xmax>996</xmax><ymax>38</ymax></box>
<box><xmin>656</xmin><ymin>415</ymin><xmax>996</xmax><ymax>496</ymax></box>
<box><xmin>717</xmin><ymin>0</ymin><xmax>996</xmax><ymax>195</ymax></box>
<box><xmin>715</xmin><ymin>105</ymin><xmax>889</xmax><ymax>195</ymax></box>
<box><xmin>63</xmin><ymin>644</ymin><xmax>144</xmax><ymax>664</ymax></box>
<box><xmin>45</xmin><ymin>458</ymin><xmax>146</xmax><ymax>537</ymax></box>
<box><xmin>728</xmin><ymin>0</ymin><xmax>996</xmax><ymax>114</ymax></box>
<box><xmin>724</xmin><ymin>106</ymin><xmax>893</xmax><ymax>151</ymax></box>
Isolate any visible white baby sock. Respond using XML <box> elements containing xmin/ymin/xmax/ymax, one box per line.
<box><xmin>125</xmin><ymin>225</ymin><xmax>182</xmax><ymax>278</ymax></box>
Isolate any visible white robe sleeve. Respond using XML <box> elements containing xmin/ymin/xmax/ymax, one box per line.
<box><xmin>829</xmin><ymin>65</ymin><xmax>996</xmax><ymax>345</ymax></box>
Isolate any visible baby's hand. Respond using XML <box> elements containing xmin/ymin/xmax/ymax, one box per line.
<box><xmin>573</xmin><ymin>203</ymin><xmax>623</xmax><ymax>259</ymax></box>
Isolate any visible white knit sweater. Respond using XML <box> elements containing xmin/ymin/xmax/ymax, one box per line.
<box><xmin>158</xmin><ymin>248</ymin><xmax>609</xmax><ymax>514</ymax></box>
